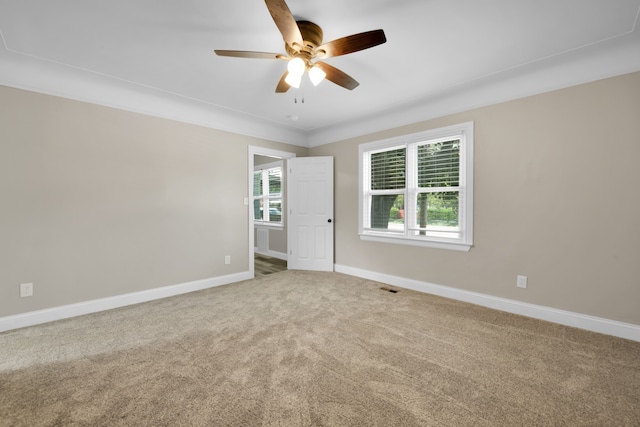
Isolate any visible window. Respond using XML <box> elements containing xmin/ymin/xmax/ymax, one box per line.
<box><xmin>253</xmin><ymin>162</ymin><xmax>283</xmax><ymax>226</ymax></box>
<box><xmin>359</xmin><ymin>122</ymin><xmax>473</xmax><ymax>251</ymax></box>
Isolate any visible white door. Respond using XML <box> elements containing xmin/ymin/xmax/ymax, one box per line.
<box><xmin>287</xmin><ymin>157</ymin><xmax>334</xmax><ymax>271</ymax></box>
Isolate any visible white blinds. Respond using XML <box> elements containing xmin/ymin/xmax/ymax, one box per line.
<box><xmin>417</xmin><ymin>139</ymin><xmax>460</xmax><ymax>188</ymax></box>
<box><xmin>370</xmin><ymin>147</ymin><xmax>405</xmax><ymax>190</ymax></box>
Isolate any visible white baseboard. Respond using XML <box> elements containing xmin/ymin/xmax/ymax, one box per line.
<box><xmin>254</xmin><ymin>248</ymin><xmax>288</xmax><ymax>261</ymax></box>
<box><xmin>0</xmin><ymin>271</ymin><xmax>252</xmax><ymax>333</ymax></box>
<box><xmin>5</xmin><ymin>266</ymin><xmax>638</xmax><ymax>342</ymax></box>
<box><xmin>335</xmin><ymin>264</ymin><xmax>640</xmax><ymax>342</ymax></box>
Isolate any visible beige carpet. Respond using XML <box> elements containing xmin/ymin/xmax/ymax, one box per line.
<box><xmin>1</xmin><ymin>271</ymin><xmax>639</xmax><ymax>426</ymax></box>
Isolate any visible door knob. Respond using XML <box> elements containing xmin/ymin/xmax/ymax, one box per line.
<box><xmin>328</xmin><ymin>219</ymin><xmax>332</xmax><ymax>223</ymax></box>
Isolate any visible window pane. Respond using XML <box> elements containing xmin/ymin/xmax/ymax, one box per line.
<box><xmin>370</xmin><ymin>194</ymin><xmax>404</xmax><ymax>231</ymax></box>
<box><xmin>371</xmin><ymin>148</ymin><xmax>405</xmax><ymax>190</ymax></box>
<box><xmin>253</xmin><ymin>172</ymin><xmax>263</xmax><ymax>196</ymax></box>
<box><xmin>415</xmin><ymin>192</ymin><xmax>459</xmax><ymax>230</ymax></box>
<box><xmin>417</xmin><ymin>140</ymin><xmax>459</xmax><ymax>188</ymax></box>
<box><xmin>253</xmin><ymin>199</ymin><xmax>264</xmax><ymax>221</ymax></box>
<box><xmin>268</xmin><ymin>168</ymin><xmax>282</xmax><ymax>196</ymax></box>
<box><xmin>268</xmin><ymin>200</ymin><xmax>282</xmax><ymax>222</ymax></box>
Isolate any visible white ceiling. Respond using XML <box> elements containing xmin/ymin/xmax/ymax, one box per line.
<box><xmin>1</xmin><ymin>0</ymin><xmax>639</xmax><ymax>147</ymax></box>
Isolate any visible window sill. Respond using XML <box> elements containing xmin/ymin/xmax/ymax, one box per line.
<box><xmin>360</xmin><ymin>233</ymin><xmax>471</xmax><ymax>252</ymax></box>
<box><xmin>255</xmin><ymin>223</ymin><xmax>284</xmax><ymax>231</ymax></box>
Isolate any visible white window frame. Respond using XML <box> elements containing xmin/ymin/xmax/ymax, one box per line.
<box><xmin>253</xmin><ymin>160</ymin><xmax>284</xmax><ymax>229</ymax></box>
<box><xmin>358</xmin><ymin>122</ymin><xmax>474</xmax><ymax>252</ymax></box>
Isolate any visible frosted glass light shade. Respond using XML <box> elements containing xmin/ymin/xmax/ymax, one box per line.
<box><xmin>287</xmin><ymin>57</ymin><xmax>305</xmax><ymax>76</ymax></box>
<box><xmin>309</xmin><ymin>65</ymin><xmax>326</xmax><ymax>86</ymax></box>
<box><xmin>284</xmin><ymin>72</ymin><xmax>302</xmax><ymax>88</ymax></box>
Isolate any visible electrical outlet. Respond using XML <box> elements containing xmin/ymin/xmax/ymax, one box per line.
<box><xmin>225</xmin><ymin>255</ymin><xmax>231</xmax><ymax>265</ymax></box>
<box><xmin>20</xmin><ymin>283</ymin><xmax>33</xmax><ymax>297</ymax></box>
<box><xmin>516</xmin><ymin>275</ymin><xmax>527</xmax><ymax>289</ymax></box>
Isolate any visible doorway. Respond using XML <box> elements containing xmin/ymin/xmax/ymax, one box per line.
<box><xmin>248</xmin><ymin>146</ymin><xmax>296</xmax><ymax>278</ymax></box>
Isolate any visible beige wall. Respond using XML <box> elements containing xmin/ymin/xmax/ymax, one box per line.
<box><xmin>0</xmin><ymin>85</ymin><xmax>306</xmax><ymax>317</ymax></box>
<box><xmin>311</xmin><ymin>71</ymin><xmax>640</xmax><ymax>325</ymax></box>
<box><xmin>3</xmin><ymin>72</ymin><xmax>639</xmax><ymax>326</ymax></box>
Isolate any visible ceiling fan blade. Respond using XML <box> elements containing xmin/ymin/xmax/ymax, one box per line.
<box><xmin>275</xmin><ymin>71</ymin><xmax>291</xmax><ymax>93</ymax></box>
<box><xmin>215</xmin><ymin>50</ymin><xmax>286</xmax><ymax>60</ymax></box>
<box><xmin>316</xmin><ymin>29</ymin><xmax>386</xmax><ymax>58</ymax></box>
<box><xmin>264</xmin><ymin>0</ymin><xmax>303</xmax><ymax>48</ymax></box>
<box><xmin>315</xmin><ymin>62</ymin><xmax>359</xmax><ymax>90</ymax></box>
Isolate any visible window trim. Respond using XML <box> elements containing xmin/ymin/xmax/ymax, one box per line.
<box><xmin>253</xmin><ymin>160</ymin><xmax>284</xmax><ymax>229</ymax></box>
<box><xmin>358</xmin><ymin>122</ymin><xmax>474</xmax><ymax>252</ymax></box>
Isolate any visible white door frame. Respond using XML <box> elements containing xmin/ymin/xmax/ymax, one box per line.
<box><xmin>248</xmin><ymin>146</ymin><xmax>296</xmax><ymax>278</ymax></box>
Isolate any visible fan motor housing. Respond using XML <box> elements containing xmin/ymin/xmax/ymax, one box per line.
<box><xmin>286</xmin><ymin>20</ymin><xmax>323</xmax><ymax>57</ymax></box>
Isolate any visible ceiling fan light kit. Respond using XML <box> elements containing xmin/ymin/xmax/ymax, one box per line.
<box><xmin>215</xmin><ymin>0</ymin><xmax>386</xmax><ymax>93</ymax></box>
<box><xmin>284</xmin><ymin>71</ymin><xmax>302</xmax><ymax>89</ymax></box>
<box><xmin>287</xmin><ymin>57</ymin><xmax>306</xmax><ymax>76</ymax></box>
<box><xmin>308</xmin><ymin>66</ymin><xmax>326</xmax><ymax>86</ymax></box>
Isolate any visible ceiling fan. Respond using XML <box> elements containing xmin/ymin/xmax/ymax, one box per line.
<box><xmin>214</xmin><ymin>0</ymin><xmax>387</xmax><ymax>92</ymax></box>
